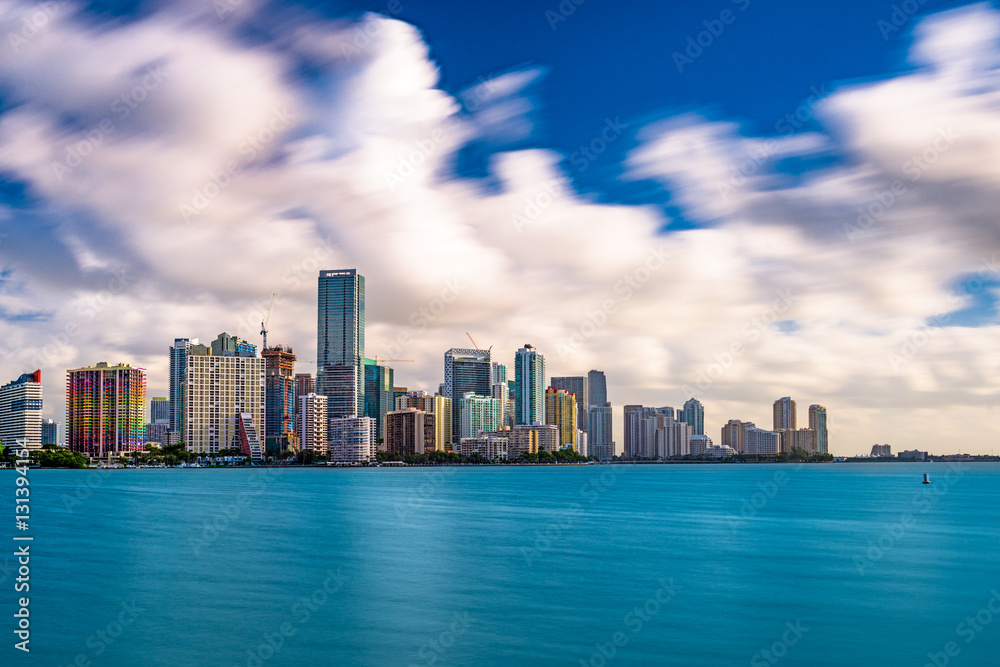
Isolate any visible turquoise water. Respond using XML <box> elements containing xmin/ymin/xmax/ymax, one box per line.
<box><xmin>2</xmin><ymin>463</ymin><xmax>999</xmax><ymax>666</ymax></box>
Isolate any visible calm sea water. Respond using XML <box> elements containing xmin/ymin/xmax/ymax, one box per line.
<box><xmin>3</xmin><ymin>463</ymin><xmax>999</xmax><ymax>666</ymax></box>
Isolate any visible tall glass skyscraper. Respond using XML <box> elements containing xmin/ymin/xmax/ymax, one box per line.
<box><xmin>364</xmin><ymin>359</ymin><xmax>394</xmax><ymax>441</ymax></box>
<box><xmin>318</xmin><ymin>269</ymin><xmax>365</xmax><ymax>421</ymax></box>
<box><xmin>809</xmin><ymin>404</ymin><xmax>828</xmax><ymax>454</ymax></box>
<box><xmin>587</xmin><ymin>370</ymin><xmax>607</xmax><ymax>408</ymax></box>
<box><xmin>681</xmin><ymin>398</ymin><xmax>705</xmax><ymax>436</ymax></box>
<box><xmin>551</xmin><ymin>376</ymin><xmax>588</xmax><ymax>433</ymax></box>
<box><xmin>514</xmin><ymin>344</ymin><xmax>545</xmax><ymax>426</ymax></box>
<box><xmin>444</xmin><ymin>348</ymin><xmax>492</xmax><ymax>445</ymax></box>
<box><xmin>169</xmin><ymin>337</ymin><xmax>199</xmax><ymax>444</ymax></box>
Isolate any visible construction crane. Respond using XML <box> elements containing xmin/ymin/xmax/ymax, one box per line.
<box><xmin>260</xmin><ymin>292</ymin><xmax>275</xmax><ymax>350</ymax></box>
<box><xmin>465</xmin><ymin>332</ymin><xmax>493</xmax><ymax>354</ymax></box>
<box><xmin>295</xmin><ymin>358</ymin><xmax>414</xmax><ymax>365</ymax></box>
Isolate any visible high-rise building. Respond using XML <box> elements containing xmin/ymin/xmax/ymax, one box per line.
<box><xmin>396</xmin><ymin>391</ymin><xmax>452</xmax><ymax>451</ymax></box>
<box><xmin>67</xmin><ymin>363</ymin><xmax>146</xmax><ymax>457</ymax></box>
<box><xmin>263</xmin><ymin>345</ymin><xmax>296</xmax><ymax>451</ymax></box>
<box><xmin>329</xmin><ymin>416</ymin><xmax>375</xmax><ymax>463</ymax></box>
<box><xmin>460</xmin><ymin>433</ymin><xmax>509</xmax><ymax>460</ymax></box>
<box><xmin>0</xmin><ymin>370</ymin><xmax>43</xmax><ymax>451</ymax></box>
<box><xmin>551</xmin><ymin>376</ymin><xmax>588</xmax><ymax>433</ymax></box>
<box><xmin>745</xmin><ymin>426</ymin><xmax>781</xmax><ymax>454</ymax></box>
<box><xmin>363</xmin><ymin>359</ymin><xmax>394</xmax><ymax>442</ymax></box>
<box><xmin>507</xmin><ymin>423</ymin><xmax>560</xmax><ymax>457</ymax></box>
<box><xmin>514</xmin><ymin>344</ymin><xmax>545</xmax><ymax>425</ymax></box>
<box><xmin>147</xmin><ymin>396</ymin><xmax>170</xmax><ymax>445</ymax></box>
<box><xmin>457</xmin><ymin>392</ymin><xmax>503</xmax><ymax>440</ymax></box>
<box><xmin>211</xmin><ymin>332</ymin><xmax>257</xmax><ymax>358</ymax></box>
<box><xmin>169</xmin><ymin>337</ymin><xmax>199</xmax><ymax>444</ymax></box>
<box><xmin>444</xmin><ymin>348</ymin><xmax>491</xmax><ymax>444</ymax></box>
<box><xmin>587</xmin><ymin>370</ymin><xmax>607</xmax><ymax>408</ymax></box>
<box><xmin>624</xmin><ymin>406</ymin><xmax>688</xmax><ymax>458</ymax></box>
<box><xmin>183</xmin><ymin>335</ymin><xmax>264</xmax><ymax>455</ymax></box>
<box><xmin>721</xmin><ymin>419</ymin><xmax>747</xmax><ymax>453</ymax></box>
<box><xmin>587</xmin><ymin>404</ymin><xmax>614</xmax><ymax>460</ymax></box>
<box><xmin>781</xmin><ymin>428</ymin><xmax>817</xmax><ymax>454</ymax></box>
<box><xmin>809</xmin><ymin>404</ymin><xmax>828</xmax><ymax>454</ymax></box>
<box><xmin>773</xmin><ymin>397</ymin><xmax>797</xmax><ymax>431</ymax></box>
<box><xmin>385</xmin><ymin>408</ymin><xmax>435</xmax><ymax>456</ymax></box>
<box><xmin>690</xmin><ymin>434</ymin><xmax>712</xmax><ymax>455</ymax></box>
<box><xmin>491</xmin><ymin>362</ymin><xmax>511</xmax><ymax>430</ymax></box>
<box><xmin>544</xmin><ymin>386</ymin><xmax>577</xmax><ymax>450</ymax></box>
<box><xmin>681</xmin><ymin>398</ymin><xmax>705</xmax><ymax>436</ymax></box>
<box><xmin>871</xmin><ymin>444</ymin><xmax>892</xmax><ymax>457</ymax></box>
<box><xmin>318</xmin><ymin>269</ymin><xmax>365</xmax><ymax>426</ymax></box>
<box><xmin>293</xmin><ymin>373</ymin><xmax>315</xmax><ymax>433</ymax></box>
<box><xmin>297</xmin><ymin>393</ymin><xmax>328</xmax><ymax>455</ymax></box>
<box><xmin>41</xmin><ymin>419</ymin><xmax>59</xmax><ymax>446</ymax></box>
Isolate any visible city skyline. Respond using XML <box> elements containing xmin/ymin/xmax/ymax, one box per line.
<box><xmin>4</xmin><ymin>2</ymin><xmax>1000</xmax><ymax>454</ymax></box>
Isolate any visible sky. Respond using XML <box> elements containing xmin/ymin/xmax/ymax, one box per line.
<box><xmin>2</xmin><ymin>0</ymin><xmax>1000</xmax><ymax>455</ymax></box>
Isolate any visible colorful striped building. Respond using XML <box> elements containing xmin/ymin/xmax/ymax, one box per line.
<box><xmin>66</xmin><ymin>362</ymin><xmax>146</xmax><ymax>457</ymax></box>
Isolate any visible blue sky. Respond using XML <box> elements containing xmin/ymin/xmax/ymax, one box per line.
<box><xmin>2</xmin><ymin>0</ymin><xmax>1000</xmax><ymax>453</ymax></box>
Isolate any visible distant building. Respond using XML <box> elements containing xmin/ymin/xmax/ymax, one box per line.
<box><xmin>329</xmin><ymin>416</ymin><xmax>376</xmax><ymax>463</ymax></box>
<box><xmin>297</xmin><ymin>393</ymin><xmax>328</xmax><ymax>455</ymax></box>
<box><xmin>293</xmin><ymin>373</ymin><xmax>315</xmax><ymax>433</ymax></box>
<box><xmin>545</xmin><ymin>386</ymin><xmax>577</xmax><ymax>450</ymax></box>
<box><xmin>587</xmin><ymin>404</ymin><xmax>614</xmax><ymax>460</ymax></box>
<box><xmin>773</xmin><ymin>397</ymin><xmax>797</xmax><ymax>432</ymax></box>
<box><xmin>318</xmin><ymin>269</ymin><xmax>365</xmax><ymax>427</ymax></box>
<box><xmin>444</xmin><ymin>348</ymin><xmax>491</xmax><ymax>445</ymax></box>
<box><xmin>150</xmin><ymin>396</ymin><xmax>169</xmax><ymax>423</ymax></box>
<box><xmin>721</xmin><ymin>419</ymin><xmax>747</xmax><ymax>453</ymax></box>
<box><xmin>363</xmin><ymin>359</ymin><xmax>394</xmax><ymax>441</ymax></box>
<box><xmin>871</xmin><ymin>443</ymin><xmax>892</xmax><ymax>457</ymax></box>
<box><xmin>690</xmin><ymin>434</ymin><xmax>713</xmax><ymax>456</ymax></box>
<box><xmin>624</xmin><ymin>406</ymin><xmax>688</xmax><ymax>458</ymax></box>
<box><xmin>0</xmin><ymin>370</ymin><xmax>43</xmax><ymax>451</ymax></box>
<box><xmin>492</xmin><ymin>362</ymin><xmax>512</xmax><ymax>430</ymax></box>
<box><xmin>898</xmin><ymin>449</ymin><xmax>927</xmax><ymax>461</ymax></box>
<box><xmin>41</xmin><ymin>419</ymin><xmax>59</xmax><ymax>446</ymax></box>
<box><xmin>169</xmin><ymin>337</ymin><xmax>199</xmax><ymax>445</ymax></box>
<box><xmin>146</xmin><ymin>422</ymin><xmax>169</xmax><ymax>446</ymax></box>
<box><xmin>211</xmin><ymin>332</ymin><xmax>257</xmax><ymax>358</ymax></box>
<box><xmin>385</xmin><ymin>408</ymin><xmax>435</xmax><ymax>456</ymax></box>
<box><xmin>460</xmin><ymin>433</ymin><xmax>509</xmax><ymax>460</ymax></box>
<box><xmin>809</xmin><ymin>404</ymin><xmax>828</xmax><ymax>454</ymax></box>
<box><xmin>508</xmin><ymin>423</ymin><xmax>559</xmax><ymax>457</ymax></box>
<box><xmin>744</xmin><ymin>426</ymin><xmax>781</xmax><ymax>454</ymax></box>
<box><xmin>587</xmin><ymin>370</ymin><xmax>608</xmax><ymax>409</ymax></box>
<box><xmin>263</xmin><ymin>345</ymin><xmax>296</xmax><ymax>452</ymax></box>
<box><xmin>550</xmin><ymin>376</ymin><xmax>588</xmax><ymax>433</ymax></box>
<box><xmin>782</xmin><ymin>428</ymin><xmax>817</xmax><ymax>455</ymax></box>
<box><xmin>67</xmin><ymin>363</ymin><xmax>146</xmax><ymax>457</ymax></box>
<box><xmin>395</xmin><ymin>391</ymin><xmax>452</xmax><ymax>451</ymax></box>
<box><xmin>322</xmin><ymin>365</ymin><xmax>360</xmax><ymax>420</ymax></box>
<box><xmin>458</xmin><ymin>392</ymin><xmax>503</xmax><ymax>440</ymax></box>
<box><xmin>681</xmin><ymin>398</ymin><xmax>705</xmax><ymax>436</ymax></box>
<box><xmin>514</xmin><ymin>344</ymin><xmax>545</xmax><ymax>425</ymax></box>
<box><xmin>705</xmin><ymin>443</ymin><xmax>737</xmax><ymax>458</ymax></box>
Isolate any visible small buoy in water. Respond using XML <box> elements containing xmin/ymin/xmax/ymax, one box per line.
<box><xmin>923</xmin><ymin>473</ymin><xmax>930</xmax><ymax>484</ymax></box>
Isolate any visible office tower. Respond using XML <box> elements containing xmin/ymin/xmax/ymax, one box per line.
<box><xmin>169</xmin><ymin>337</ymin><xmax>199</xmax><ymax>444</ymax></box>
<box><xmin>745</xmin><ymin>426</ymin><xmax>781</xmax><ymax>454</ymax></box>
<box><xmin>183</xmin><ymin>335</ymin><xmax>264</xmax><ymax>455</ymax></box>
<box><xmin>624</xmin><ymin>406</ymin><xmax>688</xmax><ymax>458</ymax></box>
<box><xmin>577</xmin><ymin>430</ymin><xmax>588</xmax><ymax>457</ymax></box>
<box><xmin>41</xmin><ymin>419</ymin><xmax>59</xmax><ymax>446</ymax></box>
<box><xmin>293</xmin><ymin>373</ymin><xmax>315</xmax><ymax>433</ymax></box>
<box><xmin>396</xmin><ymin>391</ymin><xmax>452</xmax><ymax>451</ymax></box>
<box><xmin>147</xmin><ymin>396</ymin><xmax>170</xmax><ymax>445</ymax></box>
<box><xmin>587</xmin><ymin>370</ymin><xmax>607</xmax><ymax>407</ymax></box>
<box><xmin>318</xmin><ymin>269</ymin><xmax>365</xmax><ymax>427</ymax></box>
<box><xmin>444</xmin><ymin>348</ymin><xmax>491</xmax><ymax>444</ymax></box>
<box><xmin>457</xmin><ymin>392</ymin><xmax>503</xmax><ymax>440</ymax></box>
<box><xmin>491</xmin><ymin>362</ymin><xmax>511</xmax><ymax>430</ymax></box>
<box><xmin>871</xmin><ymin>444</ymin><xmax>891</xmax><ymax>457</ymax></box>
<box><xmin>681</xmin><ymin>398</ymin><xmax>705</xmax><ymax>436</ymax></box>
<box><xmin>263</xmin><ymin>345</ymin><xmax>296</xmax><ymax>451</ymax></box>
<box><xmin>514</xmin><ymin>344</ymin><xmax>545</xmax><ymax>425</ymax></box>
<box><xmin>773</xmin><ymin>397</ymin><xmax>796</xmax><ymax>431</ymax></box>
<box><xmin>386</xmin><ymin>408</ymin><xmax>435</xmax><ymax>456</ymax></box>
<box><xmin>459</xmin><ymin>433</ymin><xmax>509</xmax><ymax>460</ymax></box>
<box><xmin>297</xmin><ymin>393</ymin><xmax>328</xmax><ymax>455</ymax></box>
<box><xmin>508</xmin><ymin>423</ymin><xmax>559</xmax><ymax>457</ymax></box>
<box><xmin>587</xmin><ymin>404</ymin><xmax>614</xmax><ymax>460</ymax></box>
<box><xmin>721</xmin><ymin>419</ymin><xmax>747</xmax><ymax>453</ymax></box>
<box><xmin>211</xmin><ymin>332</ymin><xmax>257</xmax><ymax>357</ymax></box>
<box><xmin>67</xmin><ymin>363</ymin><xmax>146</xmax><ymax>457</ymax></box>
<box><xmin>551</xmin><ymin>376</ymin><xmax>588</xmax><ymax>433</ymax></box>
<box><xmin>363</xmin><ymin>359</ymin><xmax>394</xmax><ymax>441</ymax></box>
<box><xmin>329</xmin><ymin>416</ymin><xmax>375</xmax><ymax>463</ymax></box>
<box><xmin>690</xmin><ymin>434</ymin><xmax>712</xmax><ymax>455</ymax></box>
<box><xmin>0</xmin><ymin>370</ymin><xmax>43</xmax><ymax>451</ymax></box>
<box><xmin>544</xmin><ymin>386</ymin><xmax>577</xmax><ymax>450</ymax></box>
<box><xmin>809</xmin><ymin>404</ymin><xmax>828</xmax><ymax>454</ymax></box>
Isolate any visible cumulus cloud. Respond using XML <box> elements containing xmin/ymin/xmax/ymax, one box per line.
<box><xmin>2</xmin><ymin>1</ymin><xmax>1000</xmax><ymax>453</ymax></box>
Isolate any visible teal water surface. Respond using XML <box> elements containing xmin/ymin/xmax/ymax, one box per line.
<box><xmin>2</xmin><ymin>463</ymin><xmax>999</xmax><ymax>666</ymax></box>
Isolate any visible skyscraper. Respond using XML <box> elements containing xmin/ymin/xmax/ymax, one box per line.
<box><xmin>363</xmin><ymin>359</ymin><xmax>394</xmax><ymax>441</ymax></box>
<box><xmin>458</xmin><ymin>391</ymin><xmax>504</xmax><ymax>439</ymax></box>
<box><xmin>169</xmin><ymin>337</ymin><xmax>199</xmax><ymax>445</ymax></box>
<box><xmin>263</xmin><ymin>345</ymin><xmax>296</xmax><ymax>449</ymax></box>
<box><xmin>514</xmin><ymin>344</ymin><xmax>545</xmax><ymax>425</ymax></box>
<box><xmin>293</xmin><ymin>373</ymin><xmax>315</xmax><ymax>433</ymax></box>
<box><xmin>41</xmin><ymin>419</ymin><xmax>59</xmax><ymax>446</ymax></box>
<box><xmin>329</xmin><ymin>416</ymin><xmax>376</xmax><ymax>463</ymax></box>
<box><xmin>681</xmin><ymin>398</ymin><xmax>705</xmax><ymax>436</ymax></box>
<box><xmin>545</xmin><ymin>386</ymin><xmax>578</xmax><ymax>450</ymax></box>
<box><xmin>297</xmin><ymin>393</ymin><xmax>328</xmax><ymax>455</ymax></box>
<box><xmin>550</xmin><ymin>376</ymin><xmax>588</xmax><ymax>433</ymax></box>
<box><xmin>0</xmin><ymin>370</ymin><xmax>43</xmax><ymax>451</ymax></box>
<box><xmin>587</xmin><ymin>370</ymin><xmax>607</xmax><ymax>408</ymax></box>
<box><xmin>396</xmin><ymin>390</ymin><xmax>452</xmax><ymax>451</ymax></box>
<box><xmin>444</xmin><ymin>348</ymin><xmax>491</xmax><ymax>444</ymax></box>
<box><xmin>67</xmin><ymin>363</ymin><xmax>146</xmax><ymax>457</ymax></box>
<box><xmin>809</xmin><ymin>404</ymin><xmax>828</xmax><ymax>454</ymax></box>
<box><xmin>147</xmin><ymin>396</ymin><xmax>170</xmax><ymax>445</ymax></box>
<box><xmin>773</xmin><ymin>397</ymin><xmax>797</xmax><ymax>431</ymax></box>
<box><xmin>491</xmin><ymin>362</ymin><xmax>511</xmax><ymax>430</ymax></box>
<box><xmin>587</xmin><ymin>405</ymin><xmax>614</xmax><ymax>460</ymax></box>
<box><xmin>318</xmin><ymin>269</ymin><xmax>365</xmax><ymax>424</ymax></box>
<box><xmin>386</xmin><ymin>408</ymin><xmax>435</xmax><ymax>456</ymax></box>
